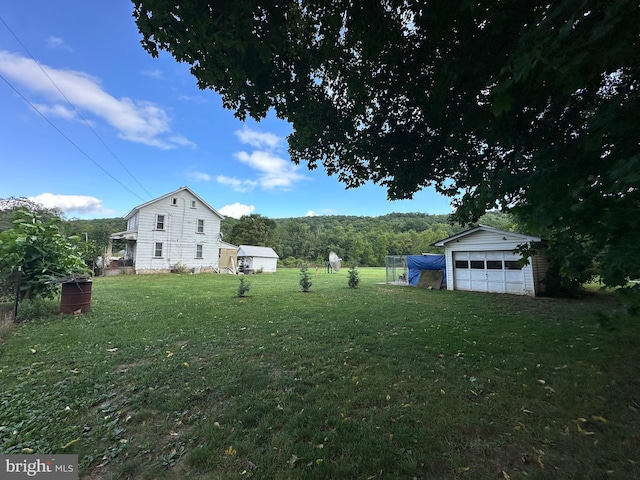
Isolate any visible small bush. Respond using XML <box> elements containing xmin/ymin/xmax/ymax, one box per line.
<box><xmin>18</xmin><ymin>297</ymin><xmax>58</xmax><ymax>322</ymax></box>
<box><xmin>237</xmin><ymin>277</ymin><xmax>251</xmax><ymax>297</ymax></box>
<box><xmin>299</xmin><ymin>264</ymin><xmax>312</xmax><ymax>292</ymax></box>
<box><xmin>0</xmin><ymin>274</ymin><xmax>17</xmax><ymax>302</ymax></box>
<box><xmin>170</xmin><ymin>263</ymin><xmax>191</xmax><ymax>274</ymax></box>
<box><xmin>348</xmin><ymin>266</ymin><xmax>360</xmax><ymax>289</ymax></box>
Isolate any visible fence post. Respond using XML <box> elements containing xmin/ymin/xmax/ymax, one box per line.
<box><xmin>13</xmin><ymin>267</ymin><xmax>22</xmax><ymax>323</ymax></box>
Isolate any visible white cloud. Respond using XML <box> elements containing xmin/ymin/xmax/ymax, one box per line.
<box><xmin>0</xmin><ymin>50</ymin><xmax>193</xmax><ymax>150</ymax></box>
<box><xmin>28</xmin><ymin>193</ymin><xmax>112</xmax><ymax>215</ymax></box>
<box><xmin>178</xmin><ymin>94</ymin><xmax>208</xmax><ymax>104</ymax></box>
<box><xmin>141</xmin><ymin>68</ymin><xmax>163</xmax><ymax>79</ymax></box>
<box><xmin>219</xmin><ymin>202</ymin><xmax>255</xmax><ymax>219</ymax></box>
<box><xmin>235</xmin><ymin>126</ymin><xmax>282</xmax><ymax>150</ymax></box>
<box><xmin>227</xmin><ymin>126</ymin><xmax>308</xmax><ymax>192</ymax></box>
<box><xmin>216</xmin><ymin>175</ymin><xmax>259</xmax><ymax>193</ymax></box>
<box><xmin>234</xmin><ymin>150</ymin><xmax>308</xmax><ymax>191</ymax></box>
<box><xmin>305</xmin><ymin>210</ymin><xmax>316</xmax><ymax>217</ymax></box>
<box><xmin>46</xmin><ymin>36</ymin><xmax>72</xmax><ymax>51</ymax></box>
<box><xmin>187</xmin><ymin>171</ymin><xmax>212</xmax><ymax>182</ymax></box>
<box><xmin>32</xmin><ymin>102</ymin><xmax>77</xmax><ymax>121</ymax></box>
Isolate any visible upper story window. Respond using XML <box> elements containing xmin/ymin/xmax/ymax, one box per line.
<box><xmin>127</xmin><ymin>213</ymin><xmax>138</xmax><ymax>231</ymax></box>
<box><xmin>197</xmin><ymin>219</ymin><xmax>205</xmax><ymax>233</ymax></box>
<box><xmin>171</xmin><ymin>197</ymin><xmax>178</xmax><ymax>206</ymax></box>
<box><xmin>190</xmin><ymin>200</ymin><xmax>197</xmax><ymax>208</ymax></box>
<box><xmin>156</xmin><ymin>214</ymin><xmax>165</xmax><ymax>230</ymax></box>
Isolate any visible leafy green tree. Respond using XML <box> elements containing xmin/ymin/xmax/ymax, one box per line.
<box><xmin>0</xmin><ymin>208</ymin><xmax>90</xmax><ymax>299</ymax></box>
<box><xmin>133</xmin><ymin>0</ymin><xmax>639</xmax><ymax>286</ymax></box>
<box><xmin>0</xmin><ymin>197</ymin><xmax>62</xmax><ymax>232</ymax></box>
<box><xmin>62</xmin><ymin>217</ymin><xmax>127</xmax><ymax>263</ymax></box>
<box><xmin>228</xmin><ymin>214</ymin><xmax>278</xmax><ymax>247</ymax></box>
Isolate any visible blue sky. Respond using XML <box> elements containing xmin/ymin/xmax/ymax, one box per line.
<box><xmin>0</xmin><ymin>0</ymin><xmax>454</xmax><ymax>220</ymax></box>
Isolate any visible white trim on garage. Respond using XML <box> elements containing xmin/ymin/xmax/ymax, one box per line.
<box><xmin>453</xmin><ymin>251</ymin><xmax>528</xmax><ymax>295</ymax></box>
<box><xmin>433</xmin><ymin>225</ymin><xmax>547</xmax><ymax>297</ymax></box>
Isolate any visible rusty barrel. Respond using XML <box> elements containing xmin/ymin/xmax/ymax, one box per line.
<box><xmin>60</xmin><ymin>280</ymin><xmax>92</xmax><ymax>314</ymax></box>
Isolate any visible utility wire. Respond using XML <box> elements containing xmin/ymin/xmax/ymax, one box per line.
<box><xmin>0</xmin><ymin>72</ymin><xmax>147</xmax><ymax>203</ymax></box>
<box><xmin>0</xmin><ymin>14</ymin><xmax>153</xmax><ymax>200</ymax></box>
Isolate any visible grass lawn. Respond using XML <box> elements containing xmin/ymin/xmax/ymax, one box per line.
<box><xmin>1</xmin><ymin>268</ymin><xmax>639</xmax><ymax>479</ymax></box>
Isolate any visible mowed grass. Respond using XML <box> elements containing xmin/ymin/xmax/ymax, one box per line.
<box><xmin>1</xmin><ymin>268</ymin><xmax>639</xmax><ymax>479</ymax></box>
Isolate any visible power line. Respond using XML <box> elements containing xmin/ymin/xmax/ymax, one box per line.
<box><xmin>0</xmin><ymin>14</ymin><xmax>153</xmax><ymax>200</ymax></box>
<box><xmin>0</xmin><ymin>72</ymin><xmax>148</xmax><ymax>203</ymax></box>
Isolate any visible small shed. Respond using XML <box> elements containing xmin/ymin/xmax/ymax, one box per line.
<box><xmin>432</xmin><ymin>225</ymin><xmax>547</xmax><ymax>297</ymax></box>
<box><xmin>237</xmin><ymin>245</ymin><xmax>279</xmax><ymax>273</ymax></box>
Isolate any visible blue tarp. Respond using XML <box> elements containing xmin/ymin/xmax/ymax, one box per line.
<box><xmin>407</xmin><ymin>254</ymin><xmax>446</xmax><ymax>286</ymax></box>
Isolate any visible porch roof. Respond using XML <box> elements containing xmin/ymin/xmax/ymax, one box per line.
<box><xmin>110</xmin><ymin>230</ymin><xmax>138</xmax><ymax>241</ymax></box>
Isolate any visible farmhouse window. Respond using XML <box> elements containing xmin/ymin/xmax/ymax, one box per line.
<box><xmin>486</xmin><ymin>260</ymin><xmax>503</xmax><ymax>270</ymax></box>
<box><xmin>156</xmin><ymin>215</ymin><xmax>165</xmax><ymax>230</ymax></box>
<box><xmin>195</xmin><ymin>244</ymin><xmax>203</xmax><ymax>258</ymax></box>
<box><xmin>454</xmin><ymin>260</ymin><xmax>469</xmax><ymax>269</ymax></box>
<box><xmin>191</xmin><ymin>200</ymin><xmax>197</xmax><ymax>208</ymax></box>
<box><xmin>470</xmin><ymin>260</ymin><xmax>485</xmax><ymax>269</ymax></box>
<box><xmin>197</xmin><ymin>219</ymin><xmax>205</xmax><ymax>233</ymax></box>
<box><xmin>171</xmin><ymin>197</ymin><xmax>178</xmax><ymax>206</ymax></box>
<box><xmin>504</xmin><ymin>261</ymin><xmax>522</xmax><ymax>270</ymax></box>
<box><xmin>154</xmin><ymin>242</ymin><xmax>163</xmax><ymax>257</ymax></box>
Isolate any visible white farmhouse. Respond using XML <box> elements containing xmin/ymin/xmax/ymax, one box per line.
<box><xmin>110</xmin><ymin>187</ymin><xmax>224</xmax><ymax>274</ymax></box>
<box><xmin>433</xmin><ymin>225</ymin><xmax>548</xmax><ymax>296</ymax></box>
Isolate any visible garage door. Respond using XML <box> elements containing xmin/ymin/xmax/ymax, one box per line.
<box><xmin>453</xmin><ymin>251</ymin><xmax>525</xmax><ymax>294</ymax></box>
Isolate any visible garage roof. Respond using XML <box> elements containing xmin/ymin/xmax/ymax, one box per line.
<box><xmin>432</xmin><ymin>225</ymin><xmax>543</xmax><ymax>247</ymax></box>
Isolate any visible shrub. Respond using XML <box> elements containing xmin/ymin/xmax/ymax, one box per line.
<box><xmin>348</xmin><ymin>265</ymin><xmax>360</xmax><ymax>289</ymax></box>
<box><xmin>17</xmin><ymin>297</ymin><xmax>58</xmax><ymax>322</ymax></box>
<box><xmin>237</xmin><ymin>277</ymin><xmax>251</xmax><ymax>297</ymax></box>
<box><xmin>170</xmin><ymin>263</ymin><xmax>191</xmax><ymax>274</ymax></box>
<box><xmin>0</xmin><ymin>208</ymin><xmax>90</xmax><ymax>299</ymax></box>
<box><xmin>299</xmin><ymin>264</ymin><xmax>312</xmax><ymax>292</ymax></box>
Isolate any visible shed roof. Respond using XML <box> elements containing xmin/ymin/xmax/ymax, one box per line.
<box><xmin>237</xmin><ymin>245</ymin><xmax>279</xmax><ymax>258</ymax></box>
<box><xmin>432</xmin><ymin>225</ymin><xmax>543</xmax><ymax>247</ymax></box>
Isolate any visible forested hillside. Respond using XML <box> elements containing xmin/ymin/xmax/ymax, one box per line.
<box><xmin>222</xmin><ymin>211</ymin><xmax>515</xmax><ymax>267</ymax></box>
<box><xmin>0</xmin><ymin>197</ymin><xmax>514</xmax><ymax>267</ymax></box>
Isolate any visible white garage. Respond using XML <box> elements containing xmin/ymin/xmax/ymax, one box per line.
<box><xmin>433</xmin><ymin>226</ymin><xmax>548</xmax><ymax>297</ymax></box>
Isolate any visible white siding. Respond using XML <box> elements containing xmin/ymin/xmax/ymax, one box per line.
<box><xmin>242</xmin><ymin>257</ymin><xmax>278</xmax><ymax>273</ymax></box>
<box><xmin>444</xmin><ymin>230</ymin><xmax>530</xmax><ymax>252</ymax></box>
<box><xmin>131</xmin><ymin>189</ymin><xmax>222</xmax><ymax>273</ymax></box>
<box><xmin>441</xmin><ymin>229</ymin><xmax>545</xmax><ymax>297</ymax></box>
<box><xmin>127</xmin><ymin>213</ymin><xmax>139</xmax><ymax>232</ymax></box>
<box><xmin>531</xmin><ymin>254</ymin><xmax>549</xmax><ymax>295</ymax></box>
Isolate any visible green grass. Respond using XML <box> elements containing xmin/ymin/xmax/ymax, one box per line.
<box><xmin>1</xmin><ymin>268</ymin><xmax>639</xmax><ymax>479</ymax></box>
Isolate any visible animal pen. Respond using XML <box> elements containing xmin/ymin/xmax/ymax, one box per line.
<box><xmin>385</xmin><ymin>255</ymin><xmax>408</xmax><ymax>285</ymax></box>
<box><xmin>386</xmin><ymin>254</ymin><xmax>447</xmax><ymax>288</ymax></box>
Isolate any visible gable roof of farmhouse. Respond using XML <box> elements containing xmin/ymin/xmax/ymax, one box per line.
<box><xmin>123</xmin><ymin>186</ymin><xmax>224</xmax><ymax>220</ymax></box>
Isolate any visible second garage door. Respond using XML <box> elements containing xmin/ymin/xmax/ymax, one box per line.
<box><xmin>453</xmin><ymin>251</ymin><xmax>525</xmax><ymax>294</ymax></box>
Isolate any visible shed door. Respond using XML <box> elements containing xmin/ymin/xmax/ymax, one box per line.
<box><xmin>453</xmin><ymin>251</ymin><xmax>525</xmax><ymax>294</ymax></box>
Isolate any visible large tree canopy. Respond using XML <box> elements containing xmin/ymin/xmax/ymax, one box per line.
<box><xmin>133</xmin><ymin>0</ymin><xmax>639</xmax><ymax>286</ymax></box>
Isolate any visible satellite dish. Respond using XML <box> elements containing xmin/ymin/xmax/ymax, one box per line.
<box><xmin>329</xmin><ymin>251</ymin><xmax>341</xmax><ymax>272</ymax></box>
